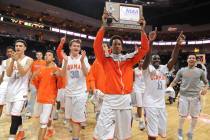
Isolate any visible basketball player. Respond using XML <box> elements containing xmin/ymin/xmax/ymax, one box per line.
<box><xmin>57</xmin><ymin>38</ymin><xmax>90</xmax><ymax>140</ymax></box>
<box><xmin>33</xmin><ymin>50</ymin><xmax>66</xmax><ymax>140</ymax></box>
<box><xmin>142</xmin><ymin>30</ymin><xmax>185</xmax><ymax>140</ymax></box>
<box><xmin>26</xmin><ymin>51</ymin><xmax>46</xmax><ymax>118</ymax></box>
<box><xmin>0</xmin><ymin>46</ymin><xmax>14</xmax><ymax>117</ymax></box>
<box><xmin>132</xmin><ymin>59</ymin><xmax>145</xmax><ymax>130</ymax></box>
<box><xmin>6</xmin><ymin>39</ymin><xmax>33</xmax><ymax>140</ymax></box>
<box><xmin>93</xmin><ymin>10</ymin><xmax>149</xmax><ymax>140</ymax></box>
<box><xmin>169</xmin><ymin>54</ymin><xmax>208</xmax><ymax>140</ymax></box>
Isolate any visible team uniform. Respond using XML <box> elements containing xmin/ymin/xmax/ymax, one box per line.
<box><xmin>93</xmin><ymin>27</ymin><xmax>149</xmax><ymax>140</ymax></box>
<box><xmin>143</xmin><ymin>65</ymin><xmax>169</xmax><ymax>138</ymax></box>
<box><xmin>0</xmin><ymin>60</ymin><xmax>10</xmax><ymax>105</ymax></box>
<box><xmin>33</xmin><ymin>65</ymin><xmax>65</xmax><ymax>126</ymax></box>
<box><xmin>27</xmin><ymin>60</ymin><xmax>46</xmax><ymax>116</ymax></box>
<box><xmin>131</xmin><ymin>67</ymin><xmax>145</xmax><ymax>107</ymax></box>
<box><xmin>64</xmin><ymin>55</ymin><xmax>90</xmax><ymax>124</ymax></box>
<box><xmin>173</xmin><ymin>67</ymin><xmax>208</xmax><ymax>118</ymax></box>
<box><xmin>6</xmin><ymin>56</ymin><xmax>32</xmax><ymax>116</ymax></box>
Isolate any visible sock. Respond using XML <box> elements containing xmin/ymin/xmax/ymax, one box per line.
<box><xmin>178</xmin><ymin>116</ymin><xmax>185</xmax><ymax>130</ymax></box>
<box><xmin>188</xmin><ymin>117</ymin><xmax>198</xmax><ymax>134</ymax></box>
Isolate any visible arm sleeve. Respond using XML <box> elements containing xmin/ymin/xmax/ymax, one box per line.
<box><xmin>173</xmin><ymin>69</ymin><xmax>182</xmax><ymax>83</ymax></box>
<box><xmin>201</xmin><ymin>70</ymin><xmax>208</xmax><ymax>85</ymax></box>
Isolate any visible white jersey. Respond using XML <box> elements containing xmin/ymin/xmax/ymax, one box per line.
<box><xmin>6</xmin><ymin>56</ymin><xmax>32</xmax><ymax>102</ymax></box>
<box><xmin>0</xmin><ymin>60</ymin><xmax>10</xmax><ymax>91</ymax></box>
<box><xmin>64</xmin><ymin>55</ymin><xmax>90</xmax><ymax>96</ymax></box>
<box><xmin>133</xmin><ymin>67</ymin><xmax>145</xmax><ymax>93</ymax></box>
<box><xmin>143</xmin><ymin>65</ymin><xmax>169</xmax><ymax>108</ymax></box>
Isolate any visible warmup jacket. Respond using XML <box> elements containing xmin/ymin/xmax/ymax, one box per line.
<box><xmin>93</xmin><ymin>27</ymin><xmax>149</xmax><ymax>94</ymax></box>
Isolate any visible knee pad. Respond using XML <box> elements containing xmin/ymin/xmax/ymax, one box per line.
<box><xmin>10</xmin><ymin>116</ymin><xmax>21</xmax><ymax>135</ymax></box>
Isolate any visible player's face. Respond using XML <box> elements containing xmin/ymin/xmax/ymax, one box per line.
<box><xmin>112</xmin><ymin>39</ymin><xmax>122</xmax><ymax>54</ymax></box>
<box><xmin>187</xmin><ymin>55</ymin><xmax>196</xmax><ymax>67</ymax></box>
<box><xmin>36</xmin><ymin>52</ymin><xmax>43</xmax><ymax>60</ymax></box>
<box><xmin>138</xmin><ymin>60</ymin><xmax>144</xmax><ymax>68</ymax></box>
<box><xmin>70</xmin><ymin>42</ymin><xmax>81</xmax><ymax>56</ymax></box>
<box><xmin>45</xmin><ymin>52</ymin><xmax>54</xmax><ymax>63</ymax></box>
<box><xmin>6</xmin><ymin>48</ymin><xmax>14</xmax><ymax>58</ymax></box>
<box><xmin>15</xmin><ymin>42</ymin><xmax>26</xmax><ymax>55</ymax></box>
<box><xmin>152</xmin><ymin>55</ymin><xmax>160</xmax><ymax>68</ymax></box>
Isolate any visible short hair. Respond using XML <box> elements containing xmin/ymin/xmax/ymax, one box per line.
<box><xmin>36</xmin><ymin>51</ymin><xmax>43</xmax><ymax>54</ymax></box>
<box><xmin>46</xmin><ymin>50</ymin><xmax>54</xmax><ymax>57</ymax></box>
<box><xmin>110</xmin><ymin>35</ymin><xmax>123</xmax><ymax>46</ymax></box>
<box><xmin>6</xmin><ymin>46</ymin><xmax>14</xmax><ymax>51</ymax></box>
<box><xmin>15</xmin><ymin>39</ymin><xmax>27</xmax><ymax>47</ymax></box>
<box><xmin>69</xmin><ymin>39</ymin><xmax>82</xmax><ymax>46</ymax></box>
<box><xmin>187</xmin><ymin>54</ymin><xmax>196</xmax><ymax>59</ymax></box>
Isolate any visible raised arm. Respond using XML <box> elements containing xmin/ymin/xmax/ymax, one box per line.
<box><xmin>16</xmin><ymin>58</ymin><xmax>33</xmax><ymax>77</ymax></box>
<box><xmin>93</xmin><ymin>27</ymin><xmax>106</xmax><ymax>64</ymax></box>
<box><xmin>167</xmin><ymin>31</ymin><xmax>185</xmax><ymax>71</ymax></box>
<box><xmin>130</xmin><ymin>17</ymin><xmax>149</xmax><ymax>66</ymax></box>
<box><xmin>80</xmin><ymin>50</ymin><xmax>89</xmax><ymax>76</ymax></box>
<box><xmin>142</xmin><ymin>28</ymin><xmax>157</xmax><ymax>70</ymax></box>
<box><xmin>6</xmin><ymin>58</ymin><xmax>15</xmax><ymax>77</ymax></box>
<box><xmin>56</xmin><ymin>36</ymin><xmax>66</xmax><ymax>62</ymax></box>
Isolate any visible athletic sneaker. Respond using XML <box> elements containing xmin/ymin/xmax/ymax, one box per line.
<box><xmin>46</xmin><ymin>128</ymin><xmax>55</xmax><ymax>137</ymax></box>
<box><xmin>139</xmin><ymin>120</ymin><xmax>145</xmax><ymax>131</ymax></box>
<box><xmin>25</xmin><ymin>112</ymin><xmax>32</xmax><ymax>119</ymax></box>
<box><xmin>16</xmin><ymin>131</ymin><xmax>25</xmax><ymax>140</ymax></box>
<box><xmin>187</xmin><ymin>132</ymin><xmax>193</xmax><ymax>140</ymax></box>
<box><xmin>178</xmin><ymin>129</ymin><xmax>183</xmax><ymax>140</ymax></box>
<box><xmin>63</xmin><ymin>119</ymin><xmax>67</xmax><ymax>125</ymax></box>
<box><xmin>69</xmin><ymin>126</ymin><xmax>72</xmax><ymax>133</ymax></box>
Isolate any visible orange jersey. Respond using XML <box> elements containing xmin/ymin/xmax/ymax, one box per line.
<box><xmin>31</xmin><ymin>60</ymin><xmax>46</xmax><ymax>73</ymax></box>
<box><xmin>33</xmin><ymin>66</ymin><xmax>65</xmax><ymax>104</ymax></box>
<box><xmin>93</xmin><ymin>27</ymin><xmax>149</xmax><ymax>94</ymax></box>
<box><xmin>88</xmin><ymin>59</ymin><xmax>106</xmax><ymax>92</ymax></box>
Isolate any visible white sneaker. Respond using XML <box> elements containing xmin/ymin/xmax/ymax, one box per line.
<box><xmin>178</xmin><ymin>129</ymin><xmax>183</xmax><ymax>140</ymax></box>
<box><xmin>139</xmin><ymin>120</ymin><xmax>145</xmax><ymax>130</ymax></box>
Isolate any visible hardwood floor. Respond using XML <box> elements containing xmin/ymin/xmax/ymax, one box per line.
<box><xmin>1</xmin><ymin>91</ymin><xmax>210</xmax><ymax>140</ymax></box>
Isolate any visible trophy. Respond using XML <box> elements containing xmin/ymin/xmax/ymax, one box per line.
<box><xmin>103</xmin><ymin>1</ymin><xmax>143</xmax><ymax>30</ymax></box>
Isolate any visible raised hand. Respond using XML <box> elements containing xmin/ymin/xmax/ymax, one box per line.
<box><xmin>11</xmin><ymin>52</ymin><xmax>19</xmax><ymax>61</ymax></box>
<box><xmin>149</xmin><ymin>27</ymin><xmax>157</xmax><ymax>41</ymax></box>
<box><xmin>138</xmin><ymin>16</ymin><xmax>146</xmax><ymax>31</ymax></box>
<box><xmin>60</xmin><ymin>36</ymin><xmax>66</xmax><ymax>45</ymax></box>
<box><xmin>176</xmin><ymin>31</ymin><xmax>186</xmax><ymax>46</ymax></box>
<box><xmin>102</xmin><ymin>8</ymin><xmax>109</xmax><ymax>23</ymax></box>
<box><xmin>80</xmin><ymin>50</ymin><xmax>86</xmax><ymax>62</ymax></box>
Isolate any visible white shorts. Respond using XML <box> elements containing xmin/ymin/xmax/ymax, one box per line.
<box><xmin>178</xmin><ymin>95</ymin><xmax>201</xmax><ymax>118</ymax></box>
<box><xmin>6</xmin><ymin>101</ymin><xmax>26</xmax><ymax>116</ymax></box>
<box><xmin>38</xmin><ymin>104</ymin><xmax>53</xmax><ymax>124</ymax></box>
<box><xmin>0</xmin><ymin>94</ymin><xmax>6</xmax><ymax>105</ymax></box>
<box><xmin>65</xmin><ymin>94</ymin><xmax>87</xmax><ymax>123</ymax></box>
<box><xmin>131</xmin><ymin>91</ymin><xmax>143</xmax><ymax>107</ymax></box>
<box><xmin>94</xmin><ymin>106</ymin><xmax>132</xmax><ymax>140</ymax></box>
<box><xmin>0</xmin><ymin>87</ymin><xmax>7</xmax><ymax>105</ymax></box>
<box><xmin>144</xmin><ymin>107</ymin><xmax>167</xmax><ymax>138</ymax></box>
